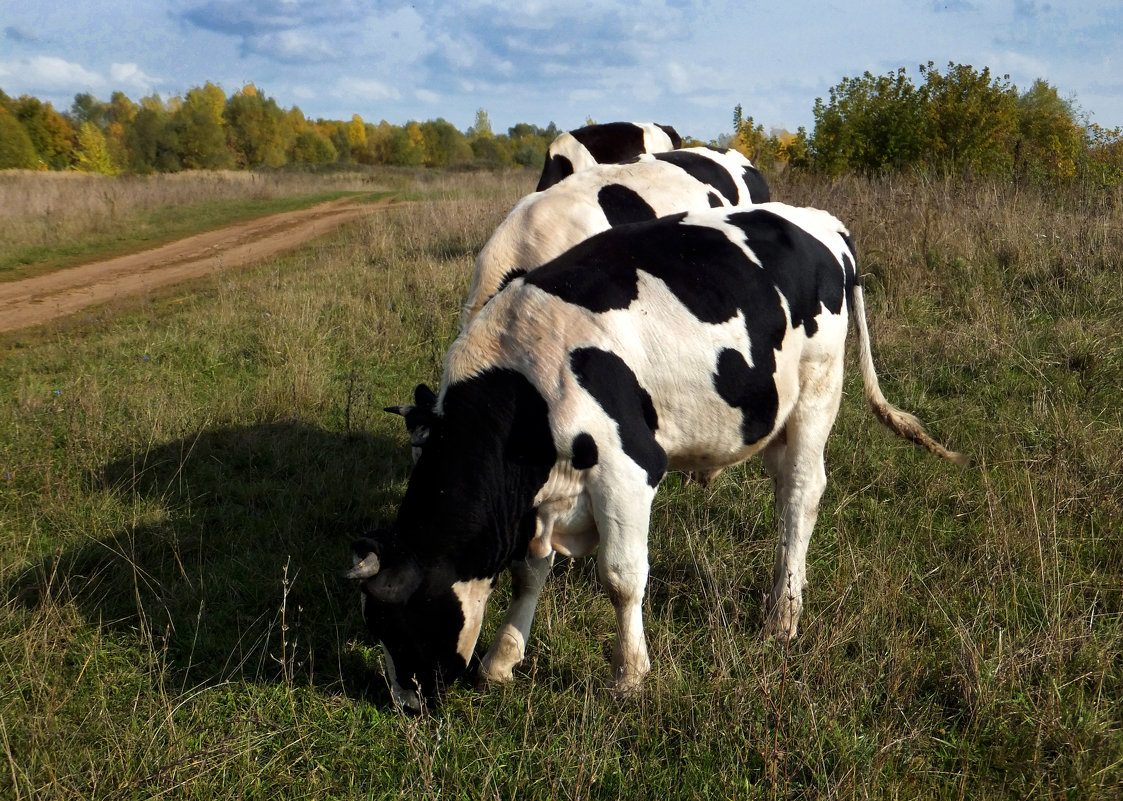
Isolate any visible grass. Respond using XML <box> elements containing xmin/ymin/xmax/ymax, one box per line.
<box><xmin>0</xmin><ymin>168</ymin><xmax>1121</xmax><ymax>799</ymax></box>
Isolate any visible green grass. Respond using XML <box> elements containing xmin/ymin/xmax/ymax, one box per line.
<box><xmin>0</xmin><ymin>170</ymin><xmax>1120</xmax><ymax>799</ymax></box>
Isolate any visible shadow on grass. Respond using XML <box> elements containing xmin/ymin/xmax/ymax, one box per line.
<box><xmin>8</xmin><ymin>421</ymin><xmax>409</xmax><ymax>703</ymax></box>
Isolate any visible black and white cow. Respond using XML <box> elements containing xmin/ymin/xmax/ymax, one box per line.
<box><xmin>460</xmin><ymin>147</ymin><xmax>769</xmax><ymax>328</ymax></box>
<box><xmin>536</xmin><ymin>121</ymin><xmax>682</xmax><ymax>192</ymax></box>
<box><xmin>352</xmin><ymin>203</ymin><xmax>963</xmax><ymax>710</ymax></box>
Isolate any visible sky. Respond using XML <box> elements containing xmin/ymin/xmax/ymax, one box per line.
<box><xmin>1</xmin><ymin>0</ymin><xmax>1120</xmax><ymax>142</ymax></box>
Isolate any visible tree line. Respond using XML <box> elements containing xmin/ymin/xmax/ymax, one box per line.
<box><xmin>2</xmin><ymin>62</ymin><xmax>1121</xmax><ymax>186</ymax></box>
<box><xmin>0</xmin><ymin>83</ymin><xmax>560</xmax><ymax>174</ymax></box>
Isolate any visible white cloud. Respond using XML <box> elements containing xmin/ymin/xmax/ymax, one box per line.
<box><xmin>16</xmin><ymin>56</ymin><xmax>104</xmax><ymax>91</ymax></box>
<box><xmin>334</xmin><ymin>76</ymin><xmax>401</xmax><ymax>102</ymax></box>
<box><xmin>247</xmin><ymin>30</ymin><xmax>335</xmax><ymax>62</ymax></box>
<box><xmin>109</xmin><ymin>63</ymin><xmax>161</xmax><ymax>93</ymax></box>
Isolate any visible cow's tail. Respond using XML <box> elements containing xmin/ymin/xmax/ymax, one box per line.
<box><xmin>851</xmin><ymin>283</ymin><xmax>967</xmax><ymax>465</ymax></box>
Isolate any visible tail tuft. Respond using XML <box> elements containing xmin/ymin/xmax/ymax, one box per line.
<box><xmin>851</xmin><ymin>284</ymin><xmax>966</xmax><ymax>466</ymax></box>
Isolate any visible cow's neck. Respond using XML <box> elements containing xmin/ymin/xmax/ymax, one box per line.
<box><xmin>396</xmin><ymin>368</ymin><xmax>557</xmax><ymax>579</ymax></box>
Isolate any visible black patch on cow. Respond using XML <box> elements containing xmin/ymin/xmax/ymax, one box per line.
<box><xmin>570</xmin><ymin>347</ymin><xmax>666</xmax><ymax>486</ymax></box>
<box><xmin>713</xmin><ymin>348</ymin><xmax>780</xmax><ymax>445</ymax></box>
<box><xmin>569</xmin><ymin>121</ymin><xmax>647</xmax><ymax>165</ymax></box>
<box><xmin>742</xmin><ymin>165</ymin><xmax>771</xmax><ymax>202</ymax></box>
<box><xmin>707</xmin><ymin>191</ymin><xmax>724</xmax><ymax>208</ymax></box>
<box><xmin>655</xmin><ymin>150</ymin><xmax>742</xmax><ymax>204</ymax></box>
<box><xmin>398</xmin><ymin>368</ymin><xmax>558</xmax><ymax>578</ymax></box>
<box><xmin>571</xmin><ymin>432</ymin><xmax>599</xmax><ymax>469</ymax></box>
<box><xmin>525</xmin><ymin>207</ymin><xmax>851</xmax><ymax>447</ymax></box>
<box><xmin>598</xmin><ymin>184</ymin><xmax>658</xmax><ymax>226</ymax></box>
<box><xmin>725</xmin><ymin>209</ymin><xmax>848</xmax><ymax>337</ymax></box>
<box><xmin>536</xmin><ymin>154</ymin><xmax>575</xmax><ymax>191</ymax></box>
<box><xmin>496</xmin><ymin>267</ymin><xmax>528</xmax><ymax>295</ymax></box>
<box><xmin>656</xmin><ymin>123</ymin><xmax>683</xmax><ymax>149</ymax></box>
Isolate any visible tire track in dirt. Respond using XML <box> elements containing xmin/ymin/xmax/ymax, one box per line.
<box><xmin>0</xmin><ymin>196</ymin><xmax>393</xmax><ymax>333</ymax></box>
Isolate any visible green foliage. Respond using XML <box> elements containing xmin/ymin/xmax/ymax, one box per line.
<box><xmin>0</xmin><ymin>88</ymin><xmax>564</xmax><ymax>175</ymax></box>
<box><xmin>804</xmin><ymin>61</ymin><xmax>1121</xmax><ymax>185</ymax></box>
<box><xmin>175</xmin><ymin>83</ymin><xmax>235</xmax><ymax>170</ymax></box>
<box><xmin>289</xmin><ymin>130</ymin><xmax>338</xmax><ymax>164</ymax></box>
<box><xmin>72</xmin><ymin>121</ymin><xmax>117</xmax><ymax>175</ymax></box>
<box><xmin>12</xmin><ymin>96</ymin><xmax>75</xmax><ymax>169</ymax></box>
<box><xmin>0</xmin><ymin>106</ymin><xmax>39</xmax><ymax>169</ymax></box>
<box><xmin>920</xmin><ymin>62</ymin><xmax>1018</xmax><ymax>175</ymax></box>
<box><xmin>1014</xmin><ymin>79</ymin><xmax>1085</xmax><ymax>182</ymax></box>
<box><xmin>225</xmin><ymin>85</ymin><xmax>290</xmax><ymax>168</ymax></box>
<box><xmin>810</xmin><ymin>68</ymin><xmax>928</xmax><ymax>174</ymax></box>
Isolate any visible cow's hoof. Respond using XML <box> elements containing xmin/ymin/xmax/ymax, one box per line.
<box><xmin>762</xmin><ymin>594</ymin><xmax>801</xmax><ymax>642</ymax></box>
<box><xmin>608</xmin><ymin>658</ymin><xmax>649</xmax><ymax>700</ymax></box>
<box><xmin>480</xmin><ymin>631</ymin><xmax>524</xmax><ymax>683</ymax></box>
<box><xmin>608</xmin><ymin>674</ymin><xmax>646</xmax><ymax>701</ymax></box>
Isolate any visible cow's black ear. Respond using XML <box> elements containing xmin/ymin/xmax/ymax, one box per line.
<box><xmin>367</xmin><ymin>557</ymin><xmax>422</xmax><ymax>604</ymax></box>
<box><xmin>414</xmin><ymin>383</ymin><xmax>437</xmax><ymax>411</ymax></box>
<box><xmin>383</xmin><ymin>404</ymin><xmax>411</xmax><ymax>418</ymax></box>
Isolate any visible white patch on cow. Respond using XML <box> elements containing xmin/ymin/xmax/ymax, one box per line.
<box><xmin>451</xmin><ymin>577</ymin><xmax>493</xmax><ymax>664</ymax></box>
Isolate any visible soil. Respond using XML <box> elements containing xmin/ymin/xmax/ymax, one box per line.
<box><xmin>0</xmin><ymin>196</ymin><xmax>393</xmax><ymax>334</ymax></box>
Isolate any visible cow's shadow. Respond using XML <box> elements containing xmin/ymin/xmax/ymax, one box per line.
<box><xmin>8</xmin><ymin>421</ymin><xmax>409</xmax><ymax>700</ymax></box>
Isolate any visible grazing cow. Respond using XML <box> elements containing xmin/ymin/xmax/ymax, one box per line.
<box><xmin>351</xmin><ymin>204</ymin><xmax>963</xmax><ymax>711</ymax></box>
<box><xmin>536</xmin><ymin>121</ymin><xmax>682</xmax><ymax>192</ymax></box>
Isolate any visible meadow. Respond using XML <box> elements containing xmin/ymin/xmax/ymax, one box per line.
<box><xmin>0</xmin><ymin>166</ymin><xmax>1121</xmax><ymax>799</ymax></box>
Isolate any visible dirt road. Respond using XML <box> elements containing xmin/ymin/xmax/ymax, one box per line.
<box><xmin>0</xmin><ymin>196</ymin><xmax>391</xmax><ymax>334</ymax></box>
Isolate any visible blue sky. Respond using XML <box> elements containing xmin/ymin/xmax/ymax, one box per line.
<box><xmin>1</xmin><ymin>1</ymin><xmax>1120</xmax><ymax>141</ymax></box>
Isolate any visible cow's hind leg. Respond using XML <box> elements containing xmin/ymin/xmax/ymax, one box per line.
<box><xmin>589</xmin><ymin>471</ymin><xmax>658</xmax><ymax>697</ymax></box>
<box><xmin>480</xmin><ymin>554</ymin><xmax>553</xmax><ymax>683</ymax></box>
<box><xmin>761</xmin><ymin>356</ymin><xmax>844</xmax><ymax>642</ymax></box>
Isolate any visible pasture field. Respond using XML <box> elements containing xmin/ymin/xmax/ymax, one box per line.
<box><xmin>0</xmin><ymin>168</ymin><xmax>448</xmax><ymax>282</ymax></box>
<box><xmin>1</xmin><ymin>168</ymin><xmax>1121</xmax><ymax>799</ymax></box>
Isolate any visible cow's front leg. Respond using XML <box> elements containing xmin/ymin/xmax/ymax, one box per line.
<box><xmin>591</xmin><ymin>477</ymin><xmax>657</xmax><ymax>697</ymax></box>
<box><xmin>480</xmin><ymin>554</ymin><xmax>553</xmax><ymax>683</ymax></box>
<box><xmin>761</xmin><ymin>358</ymin><xmax>843</xmax><ymax>641</ymax></box>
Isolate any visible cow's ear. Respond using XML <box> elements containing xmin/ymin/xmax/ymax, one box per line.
<box><xmin>413</xmin><ymin>383</ymin><xmax>437</xmax><ymax>411</ymax></box>
<box><xmin>367</xmin><ymin>557</ymin><xmax>422</xmax><ymax>605</ymax></box>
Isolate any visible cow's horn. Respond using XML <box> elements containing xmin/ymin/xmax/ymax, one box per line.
<box><xmin>345</xmin><ymin>551</ymin><xmax>381</xmax><ymax>580</ymax></box>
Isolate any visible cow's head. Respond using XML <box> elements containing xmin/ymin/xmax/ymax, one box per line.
<box><xmin>384</xmin><ymin>383</ymin><xmax>438</xmax><ymax>461</ymax></box>
<box><xmin>347</xmin><ymin>530</ymin><xmax>492</xmax><ymax>711</ymax></box>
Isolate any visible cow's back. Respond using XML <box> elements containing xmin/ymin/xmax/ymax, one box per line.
<box><xmin>447</xmin><ymin>205</ymin><xmax>855</xmax><ymax>471</ymax></box>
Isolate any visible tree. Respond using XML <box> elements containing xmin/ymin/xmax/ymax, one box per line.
<box><xmin>1014</xmin><ymin>79</ymin><xmax>1084</xmax><ymax>182</ymax></box>
<box><xmin>345</xmin><ymin>113</ymin><xmax>367</xmax><ymax>161</ymax></box>
<box><xmin>73</xmin><ymin>121</ymin><xmax>117</xmax><ymax>174</ymax></box>
<box><xmin>172</xmin><ymin>83</ymin><xmax>233</xmax><ymax>169</ymax></box>
<box><xmin>225</xmin><ymin>87</ymin><xmax>289</xmax><ymax>168</ymax></box>
<box><xmin>0</xmin><ymin>107</ymin><xmax>38</xmax><ymax>169</ymax></box>
<box><xmin>13</xmin><ymin>96</ymin><xmax>74</xmax><ymax>169</ymax></box>
<box><xmin>469</xmin><ymin>108</ymin><xmax>493</xmax><ymax>139</ymax></box>
<box><xmin>290</xmin><ymin>130</ymin><xmax>337</xmax><ymax>164</ymax></box>
<box><xmin>808</xmin><ymin>68</ymin><xmax>928</xmax><ymax>174</ymax></box>
<box><xmin>919</xmin><ymin>61</ymin><xmax>1018</xmax><ymax>175</ymax></box>
<box><xmin>70</xmin><ymin>92</ymin><xmax>108</xmax><ymax>129</ymax></box>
